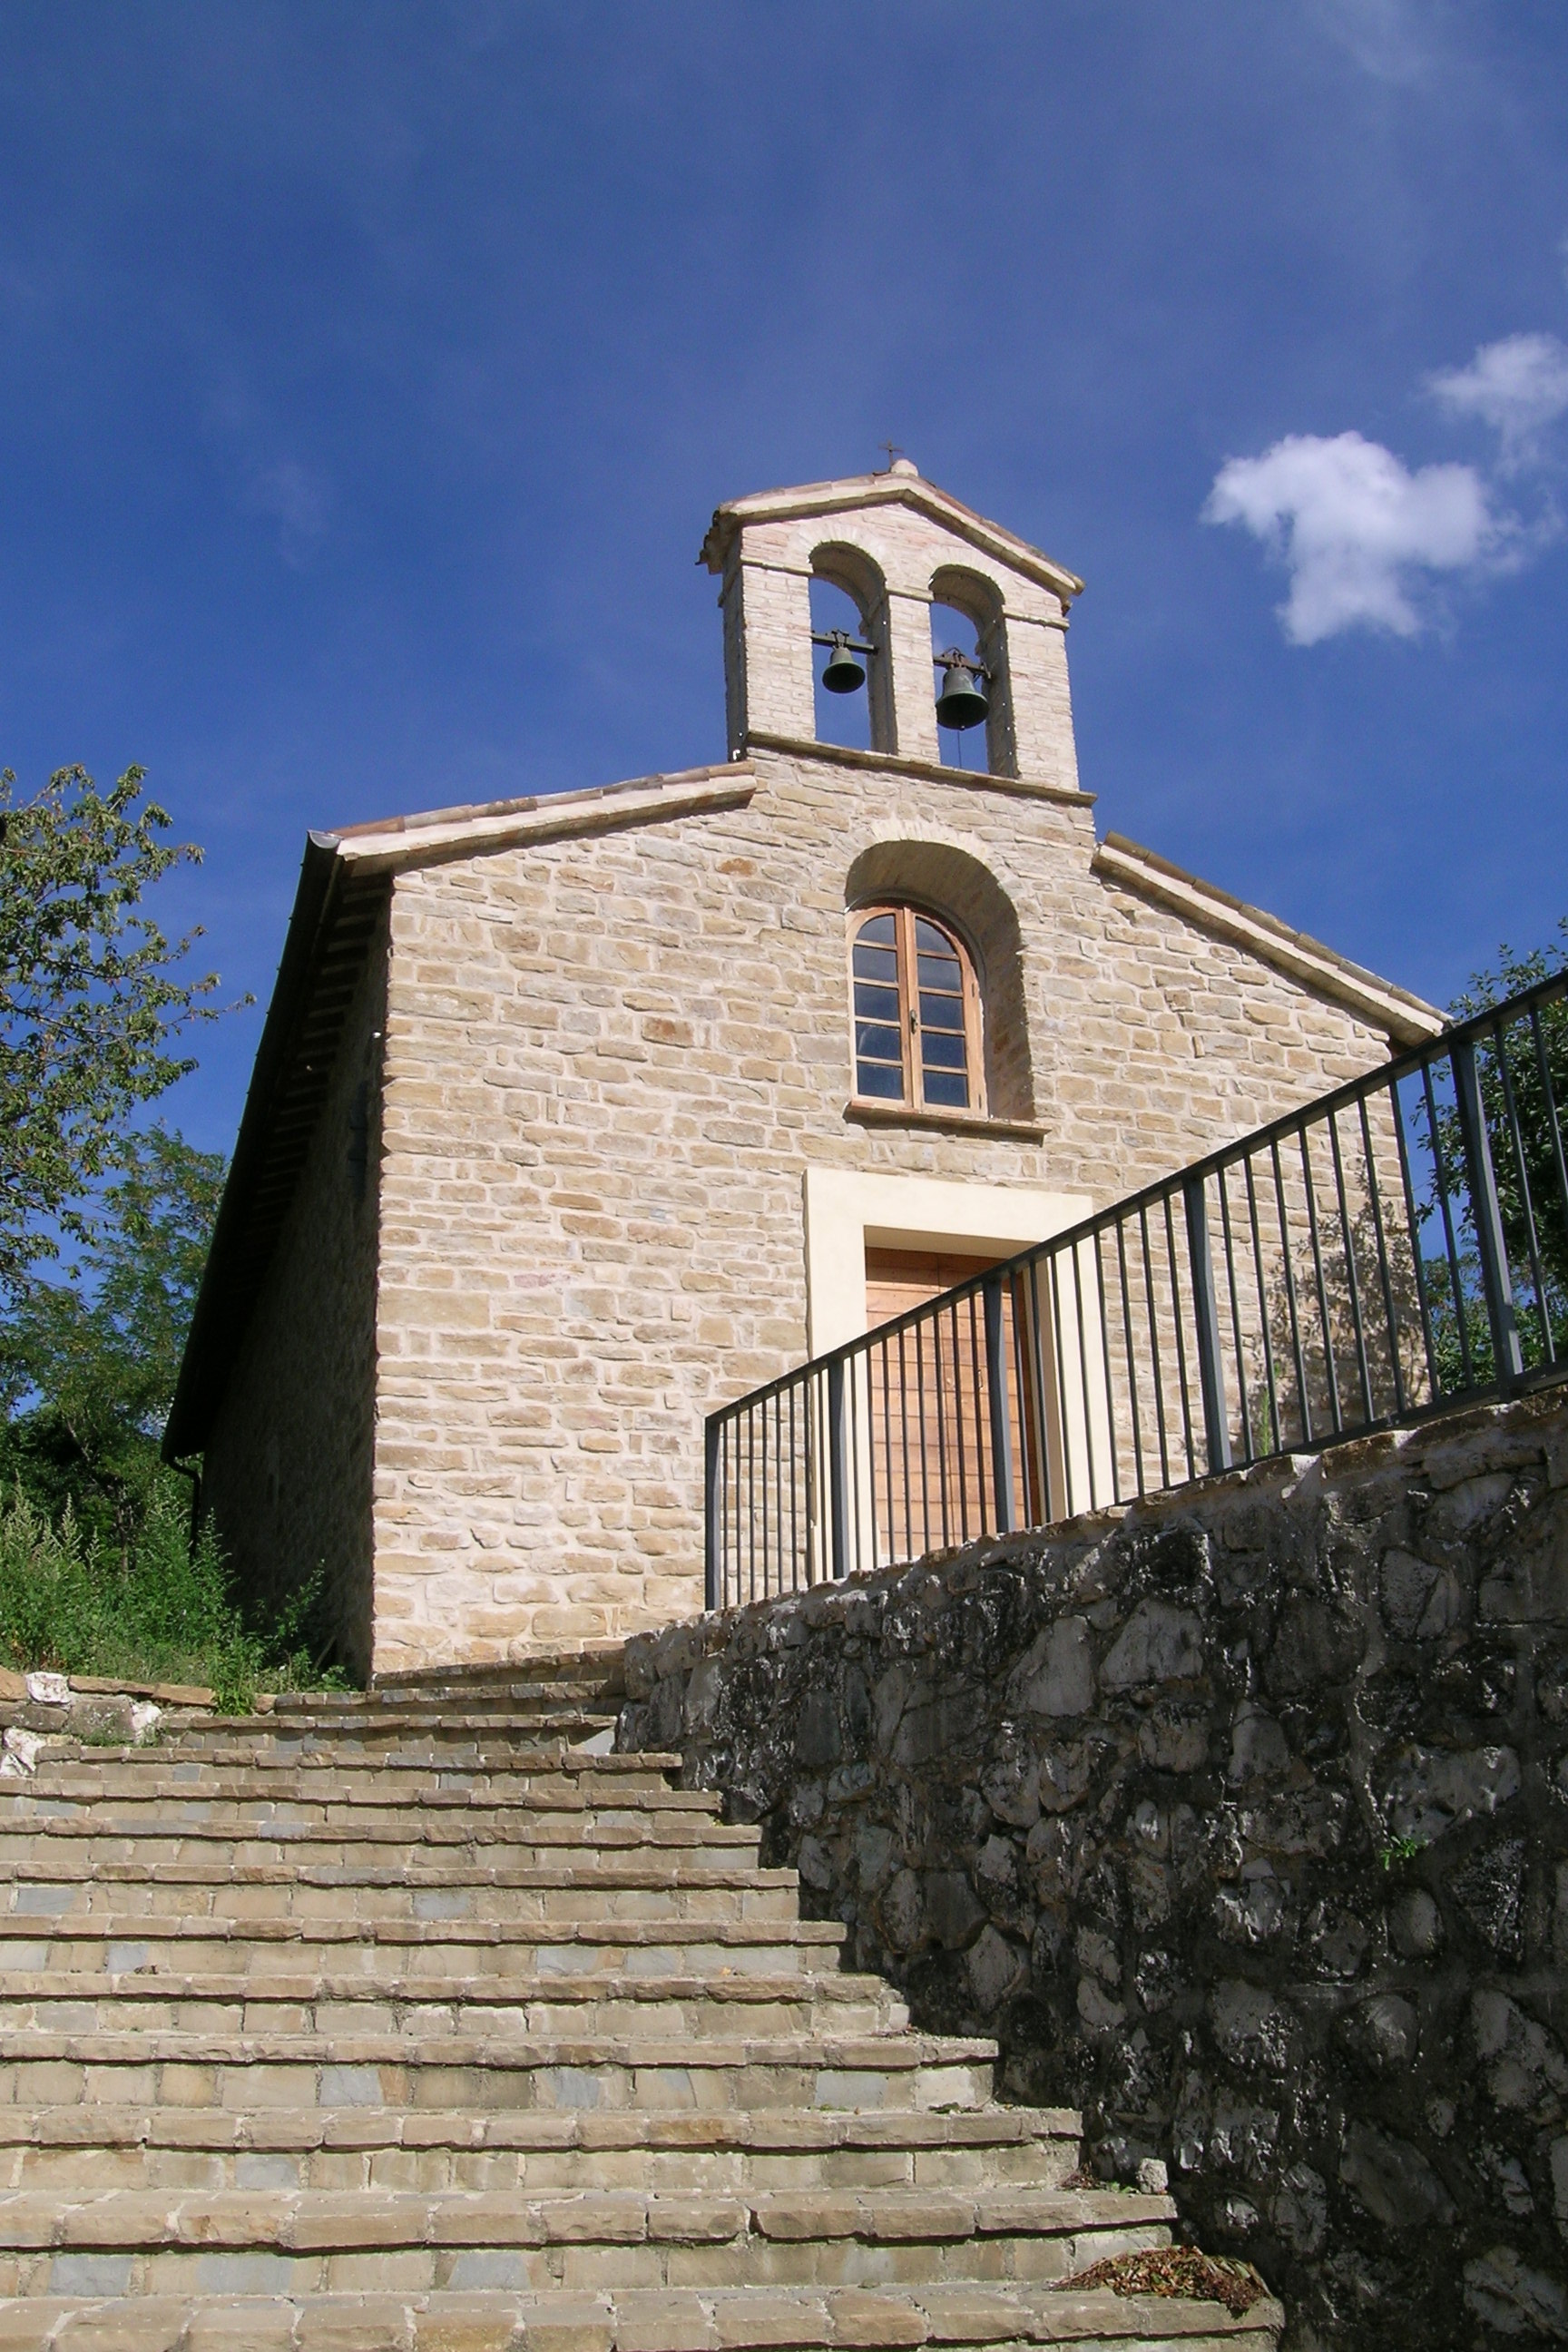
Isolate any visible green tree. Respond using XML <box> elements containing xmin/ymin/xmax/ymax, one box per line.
<box><xmin>0</xmin><ymin>1126</ymin><xmax>226</xmax><ymax>1550</ymax></box>
<box><xmin>1448</xmin><ymin>920</ymin><xmax>1568</xmax><ymax>1296</ymax></box>
<box><xmin>0</xmin><ymin>1128</ymin><xmax>347</xmax><ymax>1704</ymax></box>
<box><xmin>1419</xmin><ymin>920</ymin><xmax>1568</xmax><ymax>1385</ymax></box>
<box><xmin>0</xmin><ymin>764</ymin><xmax>224</xmax><ymax>1299</ymax></box>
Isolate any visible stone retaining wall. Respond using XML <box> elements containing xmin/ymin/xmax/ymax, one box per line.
<box><xmin>617</xmin><ymin>1387</ymin><xmax>1568</xmax><ymax>2351</ymax></box>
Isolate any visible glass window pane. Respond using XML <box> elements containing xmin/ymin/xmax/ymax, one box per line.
<box><xmin>856</xmin><ymin>1023</ymin><xmax>903</xmax><ymax>1063</ymax></box>
<box><xmin>849</xmin><ymin>901</ymin><xmax>979</xmax><ymax>1118</ymax></box>
<box><xmin>920</xmin><ymin>991</ymin><xmax>963</xmax><ymax>1032</ymax></box>
<box><xmin>853</xmin><ymin>943</ymin><xmax>899</xmax><ymax>984</ymax></box>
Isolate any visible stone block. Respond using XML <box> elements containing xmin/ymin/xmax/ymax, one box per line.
<box><xmin>1465</xmin><ymin>2245</ymin><xmax>1568</xmax><ymax>2337</ymax></box>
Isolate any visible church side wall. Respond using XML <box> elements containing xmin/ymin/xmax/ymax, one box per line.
<box><xmin>201</xmin><ymin>913</ymin><xmax>387</xmax><ymax>1684</ymax></box>
<box><xmin>368</xmin><ymin>748</ymin><xmax>1397</xmax><ymax>1674</ymax></box>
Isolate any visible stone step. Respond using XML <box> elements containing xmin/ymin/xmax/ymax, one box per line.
<box><xmin>286</xmin><ymin>1668</ymin><xmax>621</xmax><ymax>1693</ymax></box>
<box><xmin>0</xmin><ymin>1973</ymin><xmax>909</xmax><ymax>2039</ymax></box>
<box><xmin>280</xmin><ymin>1678</ymin><xmax>615</xmax><ymax>1700</ymax></box>
<box><xmin>166</xmin><ymin>1712</ymin><xmax>622</xmax><ymax>1749</ymax></box>
<box><xmin>0</xmin><ymin>1858</ymin><xmax>804</xmax><ymax>1926</ymax></box>
<box><xmin>0</xmin><ymin>2278</ymin><xmax>1282</xmax><ymax>2349</ymax></box>
<box><xmin>307</xmin><ymin>1698</ymin><xmax>624</xmax><ymax>1730</ymax></box>
<box><xmin>371</xmin><ymin>1649</ymin><xmax>626</xmax><ymax>1696</ymax></box>
<box><xmin>0</xmin><ymin>2104</ymin><xmax>1085</xmax><ymax>2197</ymax></box>
<box><xmin>0</xmin><ymin>2029</ymin><xmax>999</xmax><ymax>2112</ymax></box>
<box><xmin>21</xmin><ymin>1754</ymin><xmax>688</xmax><ymax>1800</ymax></box>
<box><xmin>267</xmin><ymin>1697</ymin><xmax>620</xmax><ymax>1723</ymax></box>
<box><xmin>93</xmin><ymin>1745</ymin><xmax>679</xmax><ymax>1785</ymax></box>
<box><xmin>0</xmin><ymin>1916</ymin><xmax>849</xmax><ymax>1980</ymax></box>
<box><xmin>0</xmin><ymin>1788</ymin><xmax>718</xmax><ymax>1825</ymax></box>
<box><xmin>0</xmin><ymin>1675</ymin><xmax>1282</xmax><ymax>2351</ymax></box>
<box><xmin>0</xmin><ymin>2183</ymin><xmax>1177</xmax><ymax>2298</ymax></box>
<box><xmin>248</xmin><ymin>1721</ymin><xmax>620</xmax><ymax>1759</ymax></box>
<box><xmin>0</xmin><ymin>1818</ymin><xmax>762</xmax><ymax>1867</ymax></box>
<box><xmin>3</xmin><ymin>1774</ymin><xmax>717</xmax><ymax>1818</ymax></box>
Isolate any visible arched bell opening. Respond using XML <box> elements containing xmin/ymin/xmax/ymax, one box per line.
<box><xmin>930</xmin><ymin>566</ymin><xmax>1017</xmax><ymax>780</ymax></box>
<box><xmin>810</xmin><ymin>544</ymin><xmax>892</xmax><ymax>755</ymax></box>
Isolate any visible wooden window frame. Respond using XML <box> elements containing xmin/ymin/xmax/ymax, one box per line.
<box><xmin>848</xmin><ymin>902</ymin><xmax>986</xmax><ymax>1117</ymax></box>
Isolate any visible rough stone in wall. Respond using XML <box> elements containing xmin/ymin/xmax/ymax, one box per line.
<box><xmin>617</xmin><ymin>1386</ymin><xmax>1568</xmax><ymax>2352</ymax></box>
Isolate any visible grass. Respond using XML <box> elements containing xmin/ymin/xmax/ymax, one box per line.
<box><xmin>0</xmin><ymin>1476</ymin><xmax>349</xmax><ymax>1714</ymax></box>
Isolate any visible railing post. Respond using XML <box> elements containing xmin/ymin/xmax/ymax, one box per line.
<box><xmin>827</xmin><ymin>1357</ymin><xmax>850</xmax><ymax>1580</ymax></box>
<box><xmin>703</xmin><ymin>1415</ymin><xmax>722</xmax><ymax>1612</ymax></box>
<box><xmin>1183</xmin><ymin>1172</ymin><xmax>1233</xmax><ymax>1475</ymax></box>
<box><xmin>1452</xmin><ymin>1037</ymin><xmax>1525</xmax><ymax>1387</ymax></box>
<box><xmin>983</xmin><ymin>1274</ymin><xmax>1017</xmax><ymax>1534</ymax></box>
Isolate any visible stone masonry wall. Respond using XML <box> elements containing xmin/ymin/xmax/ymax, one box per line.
<box><xmin>618</xmin><ymin>1387</ymin><xmax>1568</xmax><ymax>2352</ymax></box>
<box><xmin>369</xmin><ymin>740</ymin><xmax>1397</xmax><ymax>1670</ymax></box>
<box><xmin>202</xmin><ymin>912</ymin><xmax>387</xmax><ymax>1681</ymax></box>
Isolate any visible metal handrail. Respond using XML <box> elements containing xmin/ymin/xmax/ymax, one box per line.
<box><xmin>704</xmin><ymin>967</ymin><xmax>1568</xmax><ymax>1611</ymax></box>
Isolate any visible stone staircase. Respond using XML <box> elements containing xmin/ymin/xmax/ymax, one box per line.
<box><xmin>0</xmin><ymin>1652</ymin><xmax>1282</xmax><ymax>2349</ymax></box>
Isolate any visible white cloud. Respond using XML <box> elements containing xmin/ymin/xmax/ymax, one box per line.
<box><xmin>242</xmin><ymin>457</ymin><xmax>332</xmax><ymax>568</ymax></box>
<box><xmin>199</xmin><ymin>366</ymin><xmax>334</xmax><ymax>568</ymax></box>
<box><xmin>1310</xmin><ymin>0</ymin><xmax>1438</xmax><ymax>85</ymax></box>
<box><xmin>1203</xmin><ymin>430</ymin><xmax>1496</xmax><ymax>644</ymax></box>
<box><xmin>1428</xmin><ymin>332</ymin><xmax>1568</xmax><ymax>471</ymax></box>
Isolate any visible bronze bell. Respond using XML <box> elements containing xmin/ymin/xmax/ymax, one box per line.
<box><xmin>934</xmin><ymin>650</ymin><xmax>988</xmax><ymax>732</ymax></box>
<box><xmin>821</xmin><ymin>631</ymin><xmax>867</xmax><ymax>695</ymax></box>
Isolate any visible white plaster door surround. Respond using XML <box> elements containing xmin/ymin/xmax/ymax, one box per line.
<box><xmin>801</xmin><ymin>1168</ymin><xmax>1092</xmax><ymax>1354</ymax></box>
<box><xmin>801</xmin><ymin>1167</ymin><xmax>1100</xmax><ymax>1560</ymax></box>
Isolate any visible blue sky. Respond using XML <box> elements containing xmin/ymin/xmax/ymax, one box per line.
<box><xmin>2</xmin><ymin>1</ymin><xmax>1565</xmax><ymax>1155</ymax></box>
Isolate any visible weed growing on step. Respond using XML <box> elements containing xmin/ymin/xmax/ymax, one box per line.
<box><xmin>0</xmin><ymin>1476</ymin><xmax>348</xmax><ymax>1710</ymax></box>
<box><xmin>76</xmin><ymin>1719</ymin><xmax>135</xmax><ymax>1747</ymax></box>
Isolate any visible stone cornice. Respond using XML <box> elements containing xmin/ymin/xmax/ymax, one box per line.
<box><xmin>701</xmin><ymin>472</ymin><xmax>1084</xmax><ymax>603</ymax></box>
<box><xmin>326</xmin><ymin>761</ymin><xmax>758</xmax><ymax>876</ymax></box>
<box><xmin>1093</xmin><ymin>833</ymin><xmax>1445</xmax><ymax>1045</ymax></box>
<box><xmin>746</xmin><ymin>732</ymin><xmax>1094</xmax><ymax>809</ymax></box>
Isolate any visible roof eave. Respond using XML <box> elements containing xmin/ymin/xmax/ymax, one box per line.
<box><xmin>699</xmin><ymin>475</ymin><xmax>1084</xmax><ymax>603</ymax></box>
<box><xmin>1093</xmin><ymin>832</ymin><xmax>1446</xmax><ymax>1048</ymax></box>
<box><xmin>162</xmin><ymin>832</ymin><xmax>349</xmax><ymax>1460</ymax></box>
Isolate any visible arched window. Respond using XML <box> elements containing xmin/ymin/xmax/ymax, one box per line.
<box><xmin>849</xmin><ymin>905</ymin><xmax>985</xmax><ymax>1113</ymax></box>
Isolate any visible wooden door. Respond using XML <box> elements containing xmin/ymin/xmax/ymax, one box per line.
<box><xmin>861</xmin><ymin>1248</ymin><xmax>1042</xmax><ymax>1561</ymax></box>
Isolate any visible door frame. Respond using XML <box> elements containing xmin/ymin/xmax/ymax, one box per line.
<box><xmin>803</xmin><ymin>1167</ymin><xmax>1091</xmax><ymax>1356</ymax></box>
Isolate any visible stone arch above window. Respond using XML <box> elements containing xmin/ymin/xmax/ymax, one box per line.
<box><xmin>811</xmin><ymin>542</ymin><xmax>893</xmax><ymax>753</ymax></box>
<box><xmin>930</xmin><ymin>563</ymin><xmax>1016</xmax><ymax>780</ymax></box>
<box><xmin>845</xmin><ymin>839</ymin><xmax>1036</xmax><ymax>1124</ymax></box>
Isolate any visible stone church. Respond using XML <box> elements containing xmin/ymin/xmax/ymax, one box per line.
<box><xmin>165</xmin><ymin>462</ymin><xmax>1440</xmax><ymax>1681</ymax></box>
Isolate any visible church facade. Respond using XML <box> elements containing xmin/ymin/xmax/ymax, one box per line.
<box><xmin>165</xmin><ymin>465</ymin><xmax>1441</xmax><ymax>1681</ymax></box>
